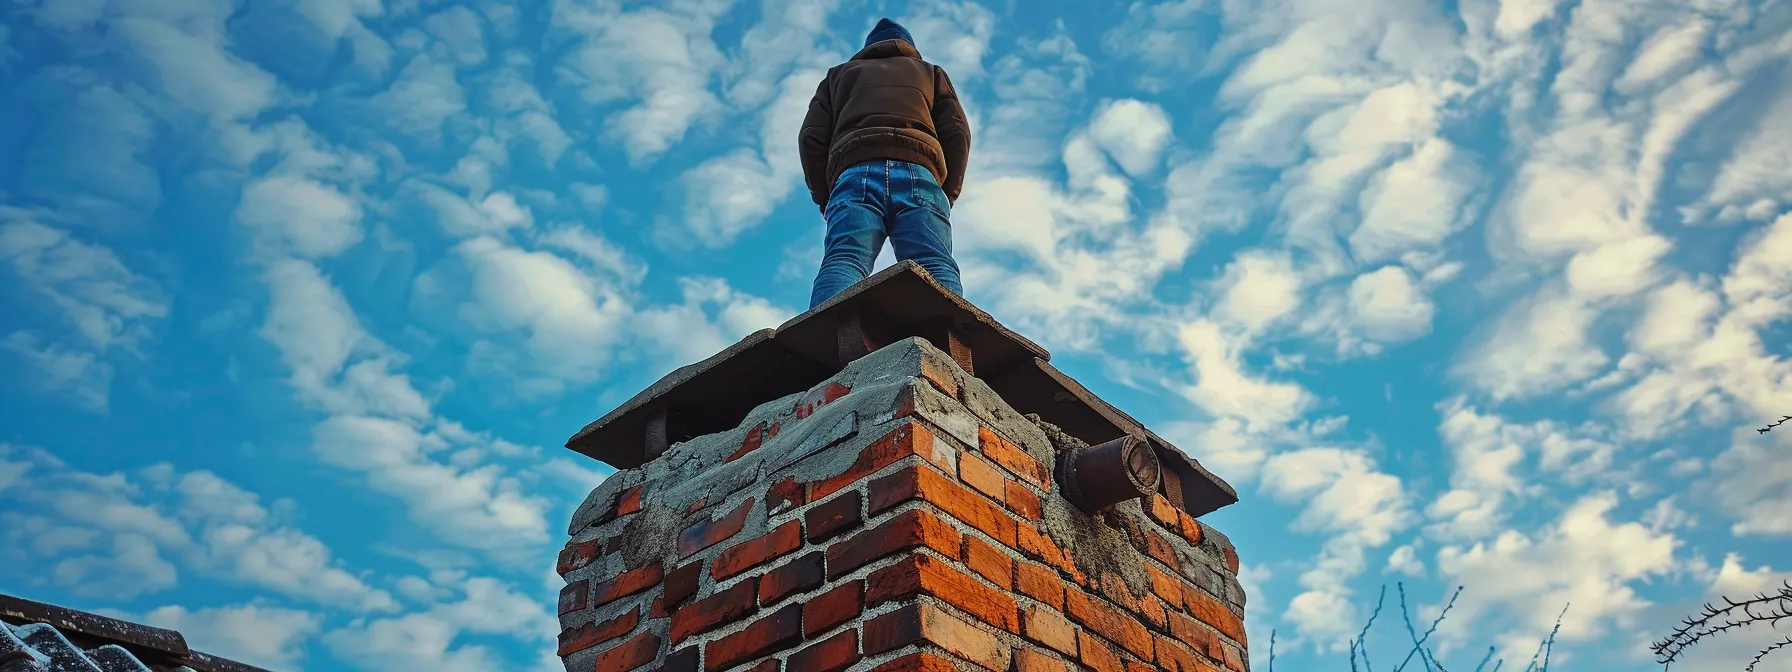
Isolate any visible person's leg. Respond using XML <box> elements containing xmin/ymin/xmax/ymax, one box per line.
<box><xmin>810</xmin><ymin>162</ymin><xmax>889</xmax><ymax>309</ymax></box>
<box><xmin>886</xmin><ymin>161</ymin><xmax>963</xmax><ymax>296</ymax></box>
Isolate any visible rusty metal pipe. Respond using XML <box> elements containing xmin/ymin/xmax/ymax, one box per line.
<box><xmin>1057</xmin><ymin>435</ymin><xmax>1162</xmax><ymax>513</ymax></box>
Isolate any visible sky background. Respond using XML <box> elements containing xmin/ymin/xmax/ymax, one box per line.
<box><xmin>0</xmin><ymin>0</ymin><xmax>1789</xmax><ymax>670</ymax></box>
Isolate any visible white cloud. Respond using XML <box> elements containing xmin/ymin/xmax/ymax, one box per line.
<box><xmin>1176</xmin><ymin>320</ymin><xmax>1313</xmax><ymax>429</ymax></box>
<box><xmin>445</xmin><ymin>236</ymin><xmax>631</xmax><ymax>377</ymax></box>
<box><xmin>1087</xmin><ymin>99</ymin><xmax>1174</xmax><ymax>177</ymax></box>
<box><xmin>425</xmin><ymin>6</ymin><xmax>487</xmax><ymax>66</ymax></box>
<box><xmin>236</xmin><ymin>176</ymin><xmax>366</xmax><ymax>259</ymax></box>
<box><xmin>415</xmin><ymin>183</ymin><xmax>535</xmax><ymax>238</ymax></box>
<box><xmin>143</xmin><ymin>604</ymin><xmax>322</xmax><ymax>669</ymax></box>
<box><xmin>0</xmin><ymin>219</ymin><xmax>168</xmax><ymax>352</ymax></box>
<box><xmin>324</xmin><ymin>575</ymin><xmax>552</xmax><ymax>672</ymax></box>
<box><xmin>899</xmin><ymin>0</ymin><xmax>997</xmax><ymax>78</ymax></box>
<box><xmin>1434</xmin><ymin>492</ymin><xmax>1679</xmax><ymax>660</ymax></box>
<box><xmin>1350</xmin><ymin>139</ymin><xmax>1473</xmax><ymax>263</ymax></box>
<box><xmin>634</xmin><ymin>277</ymin><xmax>791</xmax><ymax>368</ymax></box>
<box><xmin>289</xmin><ymin>0</ymin><xmax>385</xmax><ymax>41</ymax></box>
<box><xmin>552</xmin><ymin>0</ymin><xmax>733</xmax><ymax>164</ymax></box>
<box><xmin>1706</xmin><ymin>429</ymin><xmax>1792</xmax><ymax>536</ymax></box>
<box><xmin>373</xmin><ymin>53</ymin><xmax>467</xmax><ymax>138</ymax></box>
<box><xmin>1346</xmin><ymin>266</ymin><xmax>1434</xmax><ymax>343</ymax></box>
<box><xmin>1213</xmin><ymin>251</ymin><xmax>1304</xmax><ymax>334</ymax></box>
<box><xmin>0</xmin><ymin>332</ymin><xmax>115</xmax><ymax>412</ymax></box>
<box><xmin>1456</xmin><ymin>287</ymin><xmax>1607</xmax><ymax>401</ymax></box>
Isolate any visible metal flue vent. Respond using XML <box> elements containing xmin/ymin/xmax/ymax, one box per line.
<box><xmin>1057</xmin><ymin>435</ymin><xmax>1162</xmax><ymax>513</ymax></box>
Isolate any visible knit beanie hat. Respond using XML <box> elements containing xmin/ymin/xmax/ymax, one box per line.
<box><xmin>865</xmin><ymin>18</ymin><xmax>914</xmax><ymax>48</ymax></box>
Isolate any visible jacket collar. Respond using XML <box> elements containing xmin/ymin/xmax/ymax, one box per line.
<box><xmin>851</xmin><ymin>39</ymin><xmax>921</xmax><ymax>61</ymax></box>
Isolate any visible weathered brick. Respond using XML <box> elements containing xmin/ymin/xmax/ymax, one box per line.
<box><xmin>1144</xmin><ymin>530</ymin><xmax>1180</xmax><ymax>569</ymax></box>
<box><xmin>796</xmin><ymin>381</ymin><xmax>852</xmax><ymax>418</ymax></box>
<box><xmin>758</xmin><ymin>551</ymin><xmax>824</xmax><ymax>606</ymax></box>
<box><xmin>1126</xmin><ymin>661</ymin><xmax>1156</xmax><ymax>672</ymax></box>
<box><xmin>787</xmin><ymin>629</ymin><xmax>859</xmax><ymax>672</ymax></box>
<box><xmin>802</xmin><ymin>580</ymin><xmax>863</xmax><ymax>638</ymax></box>
<box><xmin>865</xmin><ymin>652</ymin><xmax>960</xmax><ymax>672</ymax></box>
<box><xmin>594</xmin><ymin>630</ymin><xmax>659</xmax><ymax>672</ymax></box>
<box><xmin>1221</xmin><ymin>543</ymin><xmax>1238</xmax><ymax>574</ymax></box>
<box><xmin>663</xmin><ymin>561</ymin><xmax>703</xmax><ymax>609</ymax></box>
<box><xmin>803</xmin><ymin>422</ymin><xmax>942</xmax><ymax>503</ymax></box>
<box><xmin>727</xmin><ymin>422</ymin><xmax>775</xmax><ymax>462</ymax></box>
<box><xmin>1149</xmin><ymin>495</ymin><xmax>1181</xmax><ymax>531</ymax></box>
<box><xmin>768</xmin><ymin>476</ymin><xmax>806</xmax><ymax>512</ymax></box>
<box><xmin>1183</xmin><ymin>584</ymin><xmax>1246</xmax><ymax>642</ymax></box>
<box><xmin>557</xmin><ymin>607</ymin><xmax>640</xmax><ymax>656</ymax></box>
<box><xmin>592</xmin><ymin>564</ymin><xmax>664</xmax><ymax>607</ymax></box>
<box><xmin>826</xmin><ymin>508</ymin><xmax>961</xmax><ymax>579</ymax></box>
<box><xmin>1168</xmin><ymin>610</ymin><xmax>1221</xmax><ymax>660</ymax></box>
<box><xmin>1006</xmin><ymin>480</ymin><xmax>1043</xmax><ymax>521</ymax></box>
<box><xmin>713</xmin><ymin>521</ymin><xmax>802</xmax><ymax>580</ymax></box>
<box><xmin>688</xmin><ymin>497</ymin><xmax>710</xmax><ymax>514</ymax></box>
<box><xmin>616</xmin><ymin>485</ymin><xmax>644</xmax><ymax>517</ymax></box>
<box><xmin>805</xmin><ymin>491</ymin><xmax>863</xmax><ymax>542</ymax></box>
<box><xmin>559</xmin><ymin>579</ymin><xmax>588</xmax><ymax>615</ymax></box>
<box><xmin>865</xmin><ymin>554</ymin><xmax>1018</xmax><ymax>631</ymax></box>
<box><xmin>664</xmin><ymin>646</ymin><xmax>699</xmax><ymax>672</ymax></box>
<box><xmin>1022</xmin><ymin>604</ymin><xmax>1077</xmax><ymax>656</ymax></box>
<box><xmin>1014</xmin><ymin>648</ymin><xmax>1073</xmax><ymax>672</ymax></box>
<box><xmin>679</xmin><ymin>497</ymin><xmax>755</xmax><ymax>558</ymax></box>
<box><xmin>1222</xmin><ymin>641</ymin><xmax>1246</xmax><ymax>671</ymax></box>
<box><xmin>558</xmin><ymin>539</ymin><xmax>601</xmax><ymax>576</ymax></box>
<box><xmin>977</xmin><ymin>426</ymin><xmax>1050</xmax><ymax>490</ymax></box>
<box><xmin>868</xmin><ymin>463</ymin><xmax>1018</xmax><ymax>547</ymax></box>
<box><xmin>862</xmin><ymin>602</ymin><xmax>1012</xmax><ymax>671</ymax></box>
<box><xmin>704</xmin><ymin>603</ymin><xmax>802</xmax><ymax>672</ymax></box>
<box><xmin>650</xmin><ymin>594</ymin><xmax>670</xmax><ymax>619</ymax></box>
<box><xmin>958</xmin><ymin>453</ymin><xmax>1006</xmax><ymax>500</ymax></box>
<box><xmin>1066</xmin><ymin>589</ymin><xmax>1155</xmax><ymax>660</ymax></box>
<box><xmin>1141</xmin><ymin>595</ymin><xmax>1170</xmax><ymax>632</ymax></box>
<box><xmin>670</xmin><ymin>578</ymin><xmax>758</xmax><ymax>645</ymax></box>
<box><xmin>962</xmin><ymin>535</ymin><xmax>1014</xmax><ymax>590</ymax></box>
<box><xmin>1016</xmin><ymin>561</ymin><xmax>1066</xmax><ymax>610</ymax></box>
<box><xmin>1017</xmin><ymin>525</ymin><xmax>1077</xmax><ymax>579</ymax></box>
<box><xmin>747</xmin><ymin>660</ymin><xmax>780</xmax><ymax>672</ymax></box>
<box><xmin>1078</xmin><ymin>630</ymin><xmax>1125</xmax><ymax>672</ymax></box>
<box><xmin>919</xmin><ymin>355</ymin><xmax>960</xmax><ymax>398</ymax></box>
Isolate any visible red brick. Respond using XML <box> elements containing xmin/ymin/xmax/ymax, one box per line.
<box><xmin>1183</xmin><ymin>586</ymin><xmax>1246</xmax><ymax>642</ymax></box>
<box><xmin>650</xmin><ymin>594</ymin><xmax>670</xmax><ymax>619</ymax></box>
<box><xmin>1180</xmin><ymin>512</ymin><xmax>1206</xmax><ymax>546</ymax></box>
<box><xmin>1155</xmin><ymin>635</ymin><xmax>1202</xmax><ymax>672</ymax></box>
<box><xmin>758</xmin><ymin>551</ymin><xmax>824</xmax><ymax>606</ymax></box>
<box><xmin>796</xmin><ymin>381</ymin><xmax>852</xmax><ymax>418</ymax></box>
<box><xmin>747</xmin><ymin>661</ymin><xmax>780</xmax><ymax>672</ymax></box>
<box><xmin>1146</xmin><ymin>566</ymin><xmax>1185</xmax><ymax>610</ymax></box>
<box><xmin>805</xmin><ymin>491</ymin><xmax>863</xmax><ymax>542</ymax></box>
<box><xmin>865</xmin><ymin>652</ymin><xmax>959</xmax><ymax>672</ymax></box>
<box><xmin>1126</xmin><ymin>661</ymin><xmax>1156</xmax><ymax>672</ymax></box>
<box><xmin>616</xmin><ymin>485</ymin><xmax>644</xmax><ymax>517</ymax></box>
<box><xmin>1017</xmin><ymin>524</ymin><xmax>1077</xmax><ymax>579</ymax></box>
<box><xmin>559</xmin><ymin>579</ymin><xmax>588</xmax><ymax>615</ymax></box>
<box><xmin>787</xmin><ymin>629</ymin><xmax>859</xmax><ymax>672</ymax></box>
<box><xmin>826</xmin><ymin>508</ymin><xmax>961</xmax><ymax>579</ymax></box>
<box><xmin>595</xmin><ymin>630</ymin><xmax>659</xmax><ymax>672</ymax></box>
<box><xmin>592</xmin><ymin>563</ymin><xmax>664</xmax><ymax>606</ymax></box>
<box><xmin>1066</xmin><ymin>589</ymin><xmax>1155</xmax><ymax>659</ymax></box>
<box><xmin>1006</xmin><ymin>480</ymin><xmax>1043</xmax><ymax>520</ymax></box>
<box><xmin>1168</xmin><ymin>610</ymin><xmax>1220</xmax><ymax>659</ymax></box>
<box><xmin>1223</xmin><ymin>641</ymin><xmax>1246</xmax><ymax>671</ymax></box>
<box><xmin>688</xmin><ymin>497</ymin><xmax>709</xmax><ymax>514</ymax></box>
<box><xmin>727</xmin><ymin>422</ymin><xmax>773</xmax><ymax>462</ymax></box>
<box><xmin>865</xmin><ymin>554</ymin><xmax>1018</xmax><ymax>631</ymax></box>
<box><xmin>712</xmin><ymin>521</ymin><xmax>802</xmax><ymax>580</ymax></box>
<box><xmin>1144</xmin><ymin>530</ymin><xmax>1180</xmax><ymax>569</ymax></box>
<box><xmin>869</xmin><ymin>463</ymin><xmax>1018</xmax><ymax>547</ymax></box>
<box><xmin>663</xmin><ymin>561</ymin><xmax>703</xmax><ymax>609</ymax></box>
<box><xmin>1078</xmin><ymin>630</ymin><xmax>1124</xmax><ymax>672</ymax></box>
<box><xmin>1022</xmin><ymin>604</ymin><xmax>1077</xmax><ymax>656</ymax></box>
<box><xmin>1221</xmin><ymin>543</ymin><xmax>1237</xmax><ymax>574</ymax></box>
<box><xmin>1148</xmin><ymin>495</ymin><xmax>1181</xmax><ymax>529</ymax></box>
<box><xmin>1141</xmin><ymin>596</ymin><xmax>1170</xmax><ymax>632</ymax></box>
<box><xmin>704</xmin><ymin>603</ymin><xmax>802</xmax><ymax>671</ymax></box>
<box><xmin>1014</xmin><ymin>649</ymin><xmax>1072</xmax><ymax>672</ymax></box>
<box><xmin>679</xmin><ymin>497</ymin><xmax>754</xmax><ymax>558</ymax></box>
<box><xmin>959</xmin><ymin>454</ymin><xmax>1006</xmax><ymax>500</ymax></box>
<box><xmin>558</xmin><ymin>539</ymin><xmax>601</xmax><ymax>576</ymax></box>
<box><xmin>978</xmin><ymin>426</ymin><xmax>1051</xmax><ymax>490</ymax></box>
<box><xmin>862</xmin><ymin>602</ymin><xmax>1012</xmax><ymax>670</ymax></box>
<box><xmin>557</xmin><ymin>607</ymin><xmax>640</xmax><ymax>656</ymax></box>
<box><xmin>962</xmin><ymin>535</ymin><xmax>1014</xmax><ymax>590</ymax></box>
<box><xmin>803</xmin><ymin>422</ymin><xmax>943</xmax><ymax>502</ymax></box>
<box><xmin>768</xmin><ymin>476</ymin><xmax>806</xmax><ymax>512</ymax></box>
<box><xmin>802</xmin><ymin>580</ymin><xmax>863</xmax><ymax>638</ymax></box>
<box><xmin>670</xmin><ymin>578</ymin><xmax>758</xmax><ymax>645</ymax></box>
<box><xmin>1016</xmin><ymin>561</ymin><xmax>1065</xmax><ymax>610</ymax></box>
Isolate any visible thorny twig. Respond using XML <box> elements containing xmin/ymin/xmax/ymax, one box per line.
<box><xmin>1522</xmin><ymin>603</ymin><xmax>1568</xmax><ymax>672</ymax></box>
<box><xmin>1267</xmin><ymin>629</ymin><xmax>1278</xmax><ymax>672</ymax></box>
<box><xmin>1747</xmin><ymin>637</ymin><xmax>1792</xmax><ymax>672</ymax></box>
<box><xmin>1653</xmin><ymin>581</ymin><xmax>1792</xmax><ymax>670</ymax></box>
<box><xmin>1353</xmin><ymin>586</ymin><xmax>1389</xmax><ymax>672</ymax></box>
<box><xmin>1395</xmin><ymin>584</ymin><xmax>1463</xmax><ymax>672</ymax></box>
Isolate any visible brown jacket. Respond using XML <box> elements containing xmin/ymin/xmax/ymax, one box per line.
<box><xmin>798</xmin><ymin>39</ymin><xmax>971</xmax><ymax>209</ymax></box>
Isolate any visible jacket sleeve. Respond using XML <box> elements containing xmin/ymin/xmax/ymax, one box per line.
<box><xmin>931</xmin><ymin>66</ymin><xmax>971</xmax><ymax>204</ymax></box>
<box><xmin>799</xmin><ymin>74</ymin><xmax>835</xmax><ymax>210</ymax></box>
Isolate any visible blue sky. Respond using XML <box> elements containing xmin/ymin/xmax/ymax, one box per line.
<box><xmin>0</xmin><ymin>0</ymin><xmax>1789</xmax><ymax>670</ymax></box>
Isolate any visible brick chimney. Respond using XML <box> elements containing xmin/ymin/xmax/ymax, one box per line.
<box><xmin>557</xmin><ymin>262</ymin><xmax>1247</xmax><ymax>672</ymax></box>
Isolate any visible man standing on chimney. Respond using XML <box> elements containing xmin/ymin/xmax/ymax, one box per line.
<box><xmin>799</xmin><ymin>18</ymin><xmax>970</xmax><ymax>309</ymax></box>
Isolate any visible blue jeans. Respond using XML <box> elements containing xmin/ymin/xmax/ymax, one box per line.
<box><xmin>809</xmin><ymin>160</ymin><xmax>963</xmax><ymax>309</ymax></box>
